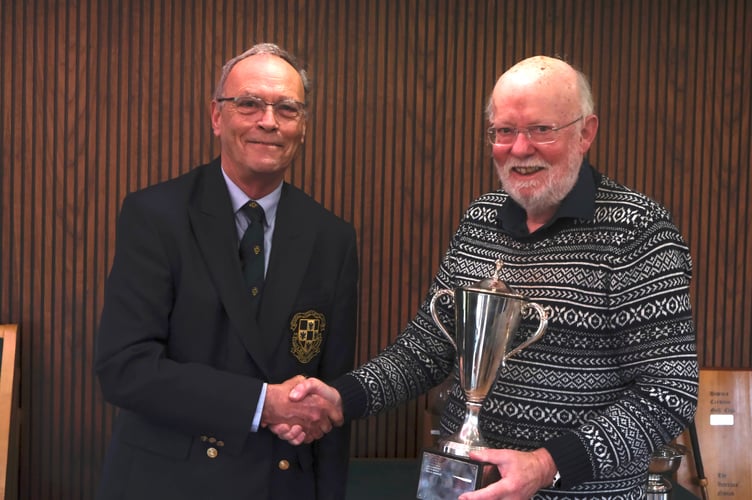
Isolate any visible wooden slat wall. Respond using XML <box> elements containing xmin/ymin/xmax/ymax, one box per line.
<box><xmin>1</xmin><ymin>0</ymin><xmax>750</xmax><ymax>498</ymax></box>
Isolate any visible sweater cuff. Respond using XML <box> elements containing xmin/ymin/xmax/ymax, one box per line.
<box><xmin>330</xmin><ymin>374</ymin><xmax>369</xmax><ymax>421</ymax></box>
<box><xmin>542</xmin><ymin>433</ymin><xmax>594</xmax><ymax>488</ymax></box>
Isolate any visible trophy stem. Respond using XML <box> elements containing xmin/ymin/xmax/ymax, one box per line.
<box><xmin>645</xmin><ymin>473</ymin><xmax>672</xmax><ymax>500</ymax></box>
<box><xmin>440</xmin><ymin>401</ymin><xmax>488</xmax><ymax>458</ymax></box>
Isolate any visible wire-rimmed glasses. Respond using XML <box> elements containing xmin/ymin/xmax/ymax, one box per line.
<box><xmin>216</xmin><ymin>95</ymin><xmax>306</xmax><ymax>120</ymax></box>
<box><xmin>487</xmin><ymin>115</ymin><xmax>583</xmax><ymax>146</ymax></box>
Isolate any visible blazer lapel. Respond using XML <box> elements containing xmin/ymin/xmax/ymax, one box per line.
<box><xmin>258</xmin><ymin>184</ymin><xmax>319</xmax><ymax>354</ymax></box>
<box><xmin>187</xmin><ymin>161</ymin><xmax>275</xmax><ymax>377</ymax></box>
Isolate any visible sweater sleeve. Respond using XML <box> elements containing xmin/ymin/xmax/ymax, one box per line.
<box><xmin>556</xmin><ymin>208</ymin><xmax>698</xmax><ymax>486</ymax></box>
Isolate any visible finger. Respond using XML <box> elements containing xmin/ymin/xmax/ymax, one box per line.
<box><xmin>321</xmin><ymin>418</ymin><xmax>333</xmax><ymax>434</ymax></box>
<box><xmin>279</xmin><ymin>424</ymin><xmax>299</xmax><ymax>438</ymax></box>
<box><xmin>307</xmin><ymin>425</ymin><xmax>324</xmax><ymax>441</ymax></box>
<box><xmin>469</xmin><ymin>449</ymin><xmax>505</xmax><ymax>466</ymax></box>
<box><xmin>327</xmin><ymin>407</ymin><xmax>344</xmax><ymax>427</ymax></box>
<box><xmin>289</xmin><ymin>432</ymin><xmax>306</xmax><ymax>446</ymax></box>
<box><xmin>458</xmin><ymin>479</ymin><xmax>505</xmax><ymax>500</ymax></box>
<box><xmin>303</xmin><ymin>434</ymin><xmax>316</xmax><ymax>444</ymax></box>
<box><xmin>272</xmin><ymin>423</ymin><xmax>307</xmax><ymax>445</ymax></box>
<box><xmin>302</xmin><ymin>428</ymin><xmax>324</xmax><ymax>444</ymax></box>
<box><xmin>268</xmin><ymin>423</ymin><xmax>292</xmax><ymax>435</ymax></box>
<box><xmin>311</xmin><ymin>396</ymin><xmax>343</xmax><ymax>426</ymax></box>
<box><xmin>315</xmin><ymin>420</ymin><xmax>331</xmax><ymax>435</ymax></box>
<box><xmin>288</xmin><ymin>377</ymin><xmax>320</xmax><ymax>401</ymax></box>
<box><xmin>283</xmin><ymin>425</ymin><xmax>307</xmax><ymax>445</ymax></box>
<box><xmin>308</xmin><ymin>394</ymin><xmax>343</xmax><ymax>426</ymax></box>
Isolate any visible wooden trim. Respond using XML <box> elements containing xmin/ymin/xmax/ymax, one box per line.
<box><xmin>0</xmin><ymin>325</ymin><xmax>20</xmax><ymax>500</ymax></box>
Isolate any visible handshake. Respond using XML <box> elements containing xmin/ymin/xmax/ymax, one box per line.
<box><xmin>260</xmin><ymin>376</ymin><xmax>342</xmax><ymax>445</ymax></box>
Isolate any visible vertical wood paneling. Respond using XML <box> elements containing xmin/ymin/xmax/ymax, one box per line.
<box><xmin>1</xmin><ymin>1</ymin><xmax>751</xmax><ymax>498</ymax></box>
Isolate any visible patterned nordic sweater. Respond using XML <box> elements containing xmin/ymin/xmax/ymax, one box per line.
<box><xmin>332</xmin><ymin>165</ymin><xmax>699</xmax><ymax>499</ymax></box>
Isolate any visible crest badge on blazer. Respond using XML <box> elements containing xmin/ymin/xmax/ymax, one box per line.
<box><xmin>290</xmin><ymin>310</ymin><xmax>325</xmax><ymax>363</ymax></box>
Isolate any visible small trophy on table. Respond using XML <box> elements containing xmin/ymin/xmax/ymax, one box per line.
<box><xmin>416</xmin><ymin>260</ymin><xmax>550</xmax><ymax>499</ymax></box>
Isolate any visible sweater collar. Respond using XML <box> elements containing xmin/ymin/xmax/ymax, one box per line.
<box><xmin>498</xmin><ymin>160</ymin><xmax>600</xmax><ymax>238</ymax></box>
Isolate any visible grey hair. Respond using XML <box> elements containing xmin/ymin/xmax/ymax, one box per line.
<box><xmin>213</xmin><ymin>43</ymin><xmax>311</xmax><ymax>101</ymax></box>
<box><xmin>575</xmin><ymin>68</ymin><xmax>595</xmax><ymax>116</ymax></box>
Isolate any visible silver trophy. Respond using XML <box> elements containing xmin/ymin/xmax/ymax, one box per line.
<box><xmin>646</xmin><ymin>444</ymin><xmax>687</xmax><ymax>500</ymax></box>
<box><xmin>417</xmin><ymin>259</ymin><xmax>549</xmax><ymax>498</ymax></box>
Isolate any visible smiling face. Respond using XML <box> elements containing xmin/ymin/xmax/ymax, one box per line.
<box><xmin>489</xmin><ymin>56</ymin><xmax>598</xmax><ymax>224</ymax></box>
<box><xmin>211</xmin><ymin>54</ymin><xmax>307</xmax><ymax>198</ymax></box>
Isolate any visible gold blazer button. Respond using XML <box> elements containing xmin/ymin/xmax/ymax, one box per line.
<box><xmin>207</xmin><ymin>447</ymin><xmax>218</xmax><ymax>459</ymax></box>
<box><xmin>277</xmin><ymin>459</ymin><xmax>290</xmax><ymax>470</ymax></box>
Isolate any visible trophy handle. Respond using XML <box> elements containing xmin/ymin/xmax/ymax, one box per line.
<box><xmin>504</xmin><ymin>301</ymin><xmax>549</xmax><ymax>360</ymax></box>
<box><xmin>429</xmin><ymin>289</ymin><xmax>457</xmax><ymax>351</ymax></box>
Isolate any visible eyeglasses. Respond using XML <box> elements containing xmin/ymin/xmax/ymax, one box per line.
<box><xmin>216</xmin><ymin>95</ymin><xmax>306</xmax><ymax>120</ymax></box>
<box><xmin>487</xmin><ymin>115</ymin><xmax>583</xmax><ymax>146</ymax></box>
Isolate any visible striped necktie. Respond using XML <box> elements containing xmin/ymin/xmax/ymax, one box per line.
<box><xmin>239</xmin><ymin>201</ymin><xmax>266</xmax><ymax>298</ymax></box>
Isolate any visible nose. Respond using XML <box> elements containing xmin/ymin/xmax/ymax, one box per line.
<box><xmin>257</xmin><ymin>105</ymin><xmax>279</xmax><ymax>130</ymax></box>
<box><xmin>509</xmin><ymin>130</ymin><xmax>536</xmax><ymax>156</ymax></box>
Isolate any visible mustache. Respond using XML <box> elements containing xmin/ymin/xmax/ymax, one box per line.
<box><xmin>504</xmin><ymin>158</ymin><xmax>551</xmax><ymax>170</ymax></box>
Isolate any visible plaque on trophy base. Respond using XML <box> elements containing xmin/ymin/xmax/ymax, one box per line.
<box><xmin>416</xmin><ymin>449</ymin><xmax>499</xmax><ymax>499</ymax></box>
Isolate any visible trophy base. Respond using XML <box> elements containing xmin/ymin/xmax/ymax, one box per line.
<box><xmin>416</xmin><ymin>449</ymin><xmax>499</xmax><ymax>499</ymax></box>
<box><xmin>645</xmin><ymin>473</ymin><xmax>672</xmax><ymax>500</ymax></box>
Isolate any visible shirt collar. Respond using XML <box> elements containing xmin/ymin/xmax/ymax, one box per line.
<box><xmin>220</xmin><ymin>168</ymin><xmax>283</xmax><ymax>225</ymax></box>
<box><xmin>498</xmin><ymin>160</ymin><xmax>599</xmax><ymax>238</ymax></box>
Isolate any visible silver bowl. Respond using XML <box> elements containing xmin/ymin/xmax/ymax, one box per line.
<box><xmin>648</xmin><ymin>444</ymin><xmax>687</xmax><ymax>474</ymax></box>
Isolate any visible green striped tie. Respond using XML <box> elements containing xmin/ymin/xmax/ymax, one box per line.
<box><xmin>239</xmin><ymin>201</ymin><xmax>266</xmax><ymax>298</ymax></box>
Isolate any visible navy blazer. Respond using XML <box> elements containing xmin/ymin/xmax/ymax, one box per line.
<box><xmin>96</xmin><ymin>159</ymin><xmax>359</xmax><ymax>500</ymax></box>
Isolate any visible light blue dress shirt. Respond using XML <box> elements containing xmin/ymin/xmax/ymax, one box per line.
<box><xmin>221</xmin><ymin>167</ymin><xmax>283</xmax><ymax>432</ymax></box>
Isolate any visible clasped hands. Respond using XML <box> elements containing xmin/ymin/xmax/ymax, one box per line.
<box><xmin>261</xmin><ymin>375</ymin><xmax>342</xmax><ymax>445</ymax></box>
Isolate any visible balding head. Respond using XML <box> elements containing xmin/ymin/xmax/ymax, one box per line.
<box><xmin>488</xmin><ymin>56</ymin><xmax>594</xmax><ymax>121</ymax></box>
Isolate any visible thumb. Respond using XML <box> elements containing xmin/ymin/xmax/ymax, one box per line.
<box><xmin>289</xmin><ymin>377</ymin><xmax>316</xmax><ymax>401</ymax></box>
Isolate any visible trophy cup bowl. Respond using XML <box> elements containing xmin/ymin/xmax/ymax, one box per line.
<box><xmin>646</xmin><ymin>444</ymin><xmax>687</xmax><ymax>500</ymax></box>
<box><xmin>416</xmin><ymin>260</ymin><xmax>550</xmax><ymax>498</ymax></box>
<box><xmin>431</xmin><ymin>286</ymin><xmax>549</xmax><ymax>457</ymax></box>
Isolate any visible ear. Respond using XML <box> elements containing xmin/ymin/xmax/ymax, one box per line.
<box><xmin>210</xmin><ymin>100</ymin><xmax>222</xmax><ymax>137</ymax></box>
<box><xmin>579</xmin><ymin>114</ymin><xmax>599</xmax><ymax>153</ymax></box>
<box><xmin>300</xmin><ymin>121</ymin><xmax>307</xmax><ymax>143</ymax></box>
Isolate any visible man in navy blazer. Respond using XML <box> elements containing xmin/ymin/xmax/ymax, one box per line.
<box><xmin>95</xmin><ymin>43</ymin><xmax>358</xmax><ymax>500</ymax></box>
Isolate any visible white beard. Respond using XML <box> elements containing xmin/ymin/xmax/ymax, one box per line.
<box><xmin>498</xmin><ymin>146</ymin><xmax>583</xmax><ymax>218</ymax></box>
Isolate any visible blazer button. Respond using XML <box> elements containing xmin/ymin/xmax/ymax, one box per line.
<box><xmin>278</xmin><ymin>459</ymin><xmax>290</xmax><ymax>471</ymax></box>
<box><xmin>207</xmin><ymin>447</ymin><xmax>218</xmax><ymax>459</ymax></box>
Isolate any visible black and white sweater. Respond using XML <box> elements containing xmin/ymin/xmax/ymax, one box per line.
<box><xmin>333</xmin><ymin>164</ymin><xmax>698</xmax><ymax>499</ymax></box>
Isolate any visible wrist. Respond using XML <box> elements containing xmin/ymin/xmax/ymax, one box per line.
<box><xmin>530</xmin><ymin>448</ymin><xmax>559</xmax><ymax>490</ymax></box>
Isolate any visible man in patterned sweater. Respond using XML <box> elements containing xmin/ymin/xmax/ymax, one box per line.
<box><xmin>278</xmin><ymin>56</ymin><xmax>699</xmax><ymax>499</ymax></box>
